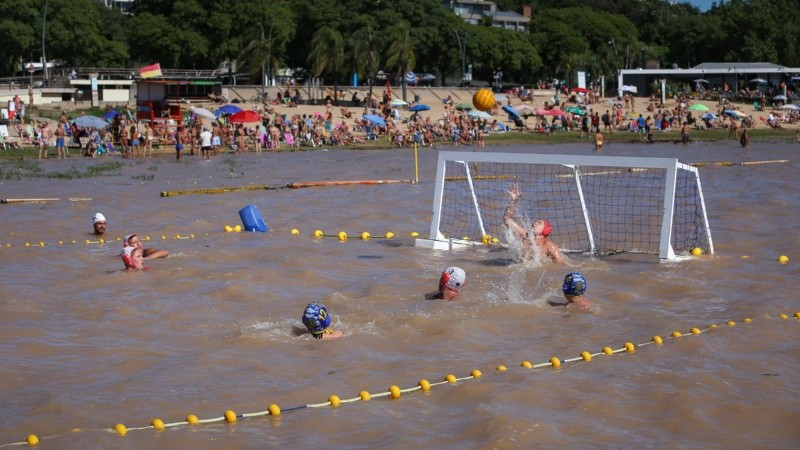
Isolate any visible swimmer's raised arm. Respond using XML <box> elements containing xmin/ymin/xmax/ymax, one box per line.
<box><xmin>504</xmin><ymin>183</ymin><xmax>527</xmax><ymax>237</ymax></box>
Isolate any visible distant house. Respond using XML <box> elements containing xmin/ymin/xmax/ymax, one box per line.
<box><xmin>444</xmin><ymin>0</ymin><xmax>531</xmax><ymax>32</ymax></box>
<box><xmin>96</xmin><ymin>0</ymin><xmax>134</xmax><ymax>15</ymax></box>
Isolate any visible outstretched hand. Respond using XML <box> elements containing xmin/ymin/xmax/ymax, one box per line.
<box><xmin>506</xmin><ymin>183</ymin><xmax>522</xmax><ymax>200</ymax></box>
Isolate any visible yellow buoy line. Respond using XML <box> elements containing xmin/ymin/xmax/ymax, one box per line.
<box><xmin>8</xmin><ymin>313</ymin><xmax>798</xmax><ymax>447</ymax></box>
<box><xmin>0</xmin><ymin>230</ymin><xmax>428</xmax><ymax>249</ymax></box>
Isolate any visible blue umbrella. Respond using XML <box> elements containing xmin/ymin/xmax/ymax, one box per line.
<box><xmin>700</xmin><ymin>112</ymin><xmax>716</xmax><ymax>120</ymax></box>
<box><xmin>502</xmin><ymin>105</ymin><xmax>521</xmax><ymax>119</ymax></box>
<box><xmin>409</xmin><ymin>104</ymin><xmax>430</xmax><ymax>112</ymax></box>
<box><xmin>723</xmin><ymin>109</ymin><xmax>746</xmax><ymax>119</ymax></box>
<box><xmin>75</xmin><ymin>115</ymin><xmax>109</xmax><ymax>129</ymax></box>
<box><xmin>102</xmin><ymin>110</ymin><xmax>120</xmax><ymax>121</ymax></box>
<box><xmin>215</xmin><ymin>105</ymin><xmax>242</xmax><ymax>117</ymax></box>
<box><xmin>363</xmin><ymin>114</ymin><xmax>386</xmax><ymax>126</ymax></box>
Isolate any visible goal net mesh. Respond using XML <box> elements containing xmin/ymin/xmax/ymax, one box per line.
<box><xmin>436</xmin><ymin>159</ymin><xmax>710</xmax><ymax>256</ymax></box>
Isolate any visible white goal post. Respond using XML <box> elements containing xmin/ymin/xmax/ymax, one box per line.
<box><xmin>415</xmin><ymin>151</ymin><xmax>714</xmax><ymax>262</ymax></box>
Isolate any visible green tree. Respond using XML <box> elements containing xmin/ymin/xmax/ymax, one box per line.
<box><xmin>237</xmin><ymin>0</ymin><xmax>295</xmax><ymax>90</ymax></box>
<box><xmin>348</xmin><ymin>21</ymin><xmax>383</xmax><ymax>102</ymax></box>
<box><xmin>385</xmin><ymin>24</ymin><xmax>416</xmax><ymax>101</ymax></box>
<box><xmin>308</xmin><ymin>26</ymin><xmax>345</xmax><ymax>105</ymax></box>
<box><xmin>0</xmin><ymin>0</ymin><xmax>41</xmax><ymax>76</ymax></box>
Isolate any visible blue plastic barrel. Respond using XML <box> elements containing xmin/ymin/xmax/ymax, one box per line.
<box><xmin>239</xmin><ymin>204</ymin><xmax>268</xmax><ymax>232</ymax></box>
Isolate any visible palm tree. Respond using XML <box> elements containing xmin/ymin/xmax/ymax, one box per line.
<box><xmin>349</xmin><ymin>24</ymin><xmax>382</xmax><ymax>106</ymax></box>
<box><xmin>240</xmin><ymin>21</ymin><xmax>276</xmax><ymax>99</ymax></box>
<box><xmin>385</xmin><ymin>26</ymin><xmax>416</xmax><ymax>102</ymax></box>
<box><xmin>308</xmin><ymin>26</ymin><xmax>344</xmax><ymax>106</ymax></box>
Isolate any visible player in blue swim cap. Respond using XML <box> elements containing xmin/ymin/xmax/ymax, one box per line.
<box><xmin>562</xmin><ymin>272</ymin><xmax>591</xmax><ymax>309</ymax></box>
<box><xmin>301</xmin><ymin>302</ymin><xmax>343</xmax><ymax>340</ymax></box>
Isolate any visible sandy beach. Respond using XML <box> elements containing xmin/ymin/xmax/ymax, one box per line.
<box><xmin>11</xmin><ymin>86</ymin><xmax>796</xmax><ymax>156</ymax></box>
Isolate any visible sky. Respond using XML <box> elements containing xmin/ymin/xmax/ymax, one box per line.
<box><xmin>680</xmin><ymin>0</ymin><xmax>714</xmax><ymax>11</ymax></box>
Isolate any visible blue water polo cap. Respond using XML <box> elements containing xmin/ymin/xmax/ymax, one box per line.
<box><xmin>302</xmin><ymin>302</ymin><xmax>331</xmax><ymax>335</ymax></box>
<box><xmin>562</xmin><ymin>272</ymin><xmax>587</xmax><ymax>296</ymax></box>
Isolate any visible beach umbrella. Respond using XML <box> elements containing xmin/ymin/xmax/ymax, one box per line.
<box><xmin>75</xmin><ymin>115</ymin><xmax>109</xmax><ymax>129</ymax></box>
<box><xmin>363</xmin><ymin>114</ymin><xmax>386</xmax><ymax>126</ymax></box>
<box><xmin>547</xmin><ymin>109</ymin><xmax>566</xmax><ymax>117</ymax></box>
<box><xmin>102</xmin><ymin>110</ymin><xmax>120</xmax><ymax>121</ymax></box>
<box><xmin>779</xmin><ymin>104</ymin><xmax>799</xmax><ymax>110</ymax></box>
<box><xmin>572</xmin><ymin>87</ymin><xmax>590</xmax><ymax>94</ymax></box>
<box><xmin>390</xmin><ymin>99</ymin><xmax>408</xmax><ymax>107</ymax></box>
<box><xmin>773</xmin><ymin>94</ymin><xmax>788</xmax><ymax>101</ymax></box>
<box><xmin>564</xmin><ymin>106</ymin><xmax>586</xmax><ymax>116</ymax></box>
<box><xmin>404</xmin><ymin>71</ymin><xmax>418</xmax><ymax>85</ymax></box>
<box><xmin>700</xmin><ymin>112</ymin><xmax>716</xmax><ymax>120</ymax></box>
<box><xmin>467</xmin><ymin>110</ymin><xmax>492</xmax><ymax>119</ymax></box>
<box><xmin>689</xmin><ymin>103</ymin><xmax>710</xmax><ymax>111</ymax></box>
<box><xmin>501</xmin><ymin>105</ymin><xmax>520</xmax><ymax>119</ymax></box>
<box><xmin>228</xmin><ymin>110</ymin><xmax>261</xmax><ymax>123</ymax></box>
<box><xmin>455</xmin><ymin>102</ymin><xmax>472</xmax><ymax>111</ymax></box>
<box><xmin>749</xmin><ymin>78</ymin><xmax>767</xmax><ymax>84</ymax></box>
<box><xmin>191</xmin><ymin>107</ymin><xmax>215</xmax><ymax>119</ymax></box>
<box><xmin>723</xmin><ymin>109</ymin><xmax>746</xmax><ymax>119</ymax></box>
<box><xmin>515</xmin><ymin>104</ymin><xmax>535</xmax><ymax>112</ymax></box>
<box><xmin>409</xmin><ymin>104</ymin><xmax>430</xmax><ymax>112</ymax></box>
<box><xmin>215</xmin><ymin>104</ymin><xmax>242</xmax><ymax>117</ymax></box>
<box><xmin>693</xmin><ymin>78</ymin><xmax>709</xmax><ymax>83</ymax></box>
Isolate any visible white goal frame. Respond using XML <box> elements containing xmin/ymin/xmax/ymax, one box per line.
<box><xmin>415</xmin><ymin>151</ymin><xmax>714</xmax><ymax>262</ymax></box>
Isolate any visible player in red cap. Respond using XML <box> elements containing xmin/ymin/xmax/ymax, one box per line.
<box><xmin>425</xmin><ymin>267</ymin><xmax>467</xmax><ymax>301</ymax></box>
<box><xmin>503</xmin><ymin>183</ymin><xmax>566</xmax><ymax>264</ymax></box>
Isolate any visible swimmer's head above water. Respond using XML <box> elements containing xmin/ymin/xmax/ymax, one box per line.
<box><xmin>92</xmin><ymin>212</ymin><xmax>106</xmax><ymax>235</ymax></box>
<box><xmin>302</xmin><ymin>302</ymin><xmax>332</xmax><ymax>339</ymax></box>
<box><xmin>121</xmin><ymin>246</ymin><xmax>144</xmax><ymax>270</ymax></box>
<box><xmin>562</xmin><ymin>272</ymin><xmax>587</xmax><ymax>297</ymax></box>
<box><xmin>532</xmin><ymin>219</ymin><xmax>552</xmax><ymax>237</ymax></box>
<box><xmin>438</xmin><ymin>266</ymin><xmax>466</xmax><ymax>301</ymax></box>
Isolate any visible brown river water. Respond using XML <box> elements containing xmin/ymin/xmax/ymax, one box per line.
<box><xmin>1</xmin><ymin>140</ymin><xmax>798</xmax><ymax>448</ymax></box>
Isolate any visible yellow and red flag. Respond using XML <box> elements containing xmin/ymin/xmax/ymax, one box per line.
<box><xmin>139</xmin><ymin>63</ymin><xmax>162</xmax><ymax>79</ymax></box>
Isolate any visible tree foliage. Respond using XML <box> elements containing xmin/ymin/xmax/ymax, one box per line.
<box><xmin>0</xmin><ymin>0</ymin><xmax>797</xmax><ymax>89</ymax></box>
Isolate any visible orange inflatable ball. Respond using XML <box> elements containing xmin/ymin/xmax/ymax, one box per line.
<box><xmin>472</xmin><ymin>89</ymin><xmax>495</xmax><ymax>112</ymax></box>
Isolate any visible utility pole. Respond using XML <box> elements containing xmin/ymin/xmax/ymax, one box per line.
<box><xmin>42</xmin><ymin>0</ymin><xmax>49</xmax><ymax>85</ymax></box>
<box><xmin>454</xmin><ymin>31</ymin><xmax>466</xmax><ymax>86</ymax></box>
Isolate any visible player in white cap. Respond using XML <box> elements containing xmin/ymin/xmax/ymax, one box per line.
<box><xmin>92</xmin><ymin>213</ymin><xmax>107</xmax><ymax>236</ymax></box>
<box><xmin>426</xmin><ymin>267</ymin><xmax>467</xmax><ymax>301</ymax></box>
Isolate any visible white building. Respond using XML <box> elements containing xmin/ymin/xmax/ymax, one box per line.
<box><xmin>445</xmin><ymin>0</ymin><xmax>531</xmax><ymax>32</ymax></box>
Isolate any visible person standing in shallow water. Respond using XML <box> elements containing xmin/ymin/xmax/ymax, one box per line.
<box><xmin>740</xmin><ymin>128</ymin><xmax>749</xmax><ymax>148</ymax></box>
<box><xmin>681</xmin><ymin>122</ymin><xmax>690</xmax><ymax>146</ymax></box>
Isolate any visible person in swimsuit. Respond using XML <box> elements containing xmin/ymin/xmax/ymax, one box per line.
<box><xmin>425</xmin><ymin>267</ymin><xmax>467</xmax><ymax>301</ymax></box>
<box><xmin>121</xmin><ymin>246</ymin><xmax>145</xmax><ymax>270</ymax></box>
<box><xmin>175</xmin><ymin>126</ymin><xmax>185</xmax><ymax>161</ymax></box>
<box><xmin>300</xmin><ymin>302</ymin><xmax>343</xmax><ymax>340</ymax></box>
<box><xmin>594</xmin><ymin>130</ymin><xmax>603</xmax><ymax>151</ymax></box>
<box><xmin>560</xmin><ymin>272</ymin><xmax>591</xmax><ymax>310</ymax></box>
<box><xmin>123</xmin><ymin>234</ymin><xmax>169</xmax><ymax>260</ymax></box>
<box><xmin>504</xmin><ymin>183</ymin><xmax>566</xmax><ymax>264</ymax></box>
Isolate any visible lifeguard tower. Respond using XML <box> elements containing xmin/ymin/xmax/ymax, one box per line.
<box><xmin>134</xmin><ymin>79</ymin><xmax>220</xmax><ymax>129</ymax></box>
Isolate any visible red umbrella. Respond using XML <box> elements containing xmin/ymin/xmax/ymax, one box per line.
<box><xmin>572</xmin><ymin>87</ymin><xmax>590</xmax><ymax>94</ymax></box>
<box><xmin>228</xmin><ymin>110</ymin><xmax>261</xmax><ymax>123</ymax></box>
<box><xmin>547</xmin><ymin>109</ymin><xmax>566</xmax><ymax>116</ymax></box>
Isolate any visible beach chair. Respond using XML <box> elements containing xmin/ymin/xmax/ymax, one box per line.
<box><xmin>364</xmin><ymin>124</ymin><xmax>378</xmax><ymax>140</ymax></box>
<box><xmin>283</xmin><ymin>132</ymin><xmax>297</xmax><ymax>147</ymax></box>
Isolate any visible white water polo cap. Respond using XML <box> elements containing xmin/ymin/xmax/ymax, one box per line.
<box><xmin>93</xmin><ymin>212</ymin><xmax>106</xmax><ymax>224</ymax></box>
<box><xmin>440</xmin><ymin>267</ymin><xmax>466</xmax><ymax>292</ymax></box>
